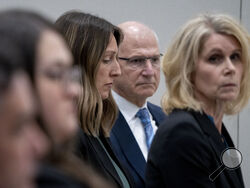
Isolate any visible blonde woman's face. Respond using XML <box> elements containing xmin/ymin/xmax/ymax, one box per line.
<box><xmin>193</xmin><ymin>33</ymin><xmax>243</xmax><ymax>105</ymax></box>
<box><xmin>96</xmin><ymin>34</ymin><xmax>121</xmax><ymax>99</ymax></box>
<box><xmin>35</xmin><ymin>30</ymin><xmax>78</xmax><ymax>145</ymax></box>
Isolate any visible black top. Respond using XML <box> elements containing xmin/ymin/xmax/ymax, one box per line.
<box><xmin>36</xmin><ymin>164</ymin><xmax>88</xmax><ymax>188</ymax></box>
<box><xmin>76</xmin><ymin>129</ymin><xmax>135</xmax><ymax>188</ymax></box>
<box><xmin>146</xmin><ymin>109</ymin><xmax>245</xmax><ymax>188</ymax></box>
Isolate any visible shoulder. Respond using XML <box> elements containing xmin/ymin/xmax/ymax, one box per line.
<box><xmin>157</xmin><ymin>109</ymin><xmax>200</xmax><ymax>135</ymax></box>
<box><xmin>157</xmin><ymin>109</ymin><xmax>199</xmax><ymax>135</ymax></box>
<box><xmin>146</xmin><ymin>110</ymin><xmax>215</xmax><ymax>187</ymax></box>
<box><xmin>147</xmin><ymin>102</ymin><xmax>167</xmax><ymax>122</ymax></box>
<box><xmin>36</xmin><ymin>164</ymin><xmax>87</xmax><ymax>188</ymax></box>
<box><xmin>147</xmin><ymin>102</ymin><xmax>163</xmax><ymax>112</ymax></box>
<box><xmin>150</xmin><ymin>109</ymin><xmax>211</xmax><ymax>160</ymax></box>
<box><xmin>75</xmin><ymin>129</ymin><xmax>94</xmax><ymax>160</ymax></box>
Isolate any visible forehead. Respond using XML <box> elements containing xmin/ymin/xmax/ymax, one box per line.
<box><xmin>201</xmin><ymin>33</ymin><xmax>241</xmax><ymax>54</ymax></box>
<box><xmin>120</xmin><ymin>30</ymin><xmax>159</xmax><ymax>56</ymax></box>
<box><xmin>36</xmin><ymin>30</ymin><xmax>73</xmax><ymax>67</ymax></box>
<box><xmin>105</xmin><ymin>34</ymin><xmax>118</xmax><ymax>53</ymax></box>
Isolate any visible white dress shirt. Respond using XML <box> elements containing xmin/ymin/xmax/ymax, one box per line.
<box><xmin>112</xmin><ymin>90</ymin><xmax>158</xmax><ymax>161</ymax></box>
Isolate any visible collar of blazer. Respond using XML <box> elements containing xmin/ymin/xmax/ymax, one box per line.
<box><xmin>189</xmin><ymin>110</ymin><xmax>244</xmax><ymax>187</ymax></box>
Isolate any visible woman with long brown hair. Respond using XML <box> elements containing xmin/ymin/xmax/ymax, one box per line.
<box><xmin>56</xmin><ymin>11</ymin><xmax>134</xmax><ymax>188</ymax></box>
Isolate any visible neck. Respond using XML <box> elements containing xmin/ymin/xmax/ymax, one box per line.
<box><xmin>113</xmin><ymin>89</ymin><xmax>146</xmax><ymax>107</ymax></box>
<box><xmin>195</xmin><ymin>92</ymin><xmax>225</xmax><ymax>134</ymax></box>
<box><xmin>202</xmin><ymin>100</ymin><xmax>225</xmax><ymax>134</ymax></box>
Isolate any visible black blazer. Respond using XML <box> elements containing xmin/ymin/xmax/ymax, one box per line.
<box><xmin>36</xmin><ymin>164</ymin><xmax>88</xmax><ymax>188</ymax></box>
<box><xmin>76</xmin><ymin>129</ymin><xmax>135</xmax><ymax>188</ymax></box>
<box><xmin>110</xmin><ymin>102</ymin><xmax>167</xmax><ymax>188</ymax></box>
<box><xmin>146</xmin><ymin>109</ymin><xmax>245</xmax><ymax>188</ymax></box>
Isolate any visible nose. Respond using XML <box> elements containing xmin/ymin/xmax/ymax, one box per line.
<box><xmin>142</xmin><ymin>59</ymin><xmax>154</xmax><ymax>76</ymax></box>
<box><xmin>111</xmin><ymin>59</ymin><xmax>121</xmax><ymax>77</ymax></box>
<box><xmin>224</xmin><ymin>58</ymin><xmax>236</xmax><ymax>75</ymax></box>
<box><xmin>66</xmin><ymin>81</ymin><xmax>82</xmax><ymax>100</ymax></box>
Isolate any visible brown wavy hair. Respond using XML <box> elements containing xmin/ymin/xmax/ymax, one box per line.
<box><xmin>55</xmin><ymin>10</ymin><xmax>123</xmax><ymax>137</ymax></box>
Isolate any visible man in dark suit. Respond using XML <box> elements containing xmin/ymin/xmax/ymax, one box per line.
<box><xmin>110</xmin><ymin>21</ymin><xmax>167</xmax><ymax>188</ymax></box>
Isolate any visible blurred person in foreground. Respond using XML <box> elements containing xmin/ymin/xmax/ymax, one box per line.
<box><xmin>146</xmin><ymin>14</ymin><xmax>250</xmax><ymax>188</ymax></box>
<box><xmin>0</xmin><ymin>36</ymin><xmax>48</xmax><ymax>188</ymax></box>
<box><xmin>0</xmin><ymin>9</ymin><xmax>111</xmax><ymax>188</ymax></box>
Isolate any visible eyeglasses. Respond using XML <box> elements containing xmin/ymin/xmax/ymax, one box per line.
<box><xmin>118</xmin><ymin>54</ymin><xmax>163</xmax><ymax>69</ymax></box>
<box><xmin>39</xmin><ymin>65</ymin><xmax>82</xmax><ymax>86</ymax></box>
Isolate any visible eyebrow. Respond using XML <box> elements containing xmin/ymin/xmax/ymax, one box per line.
<box><xmin>104</xmin><ymin>50</ymin><xmax>117</xmax><ymax>55</ymax></box>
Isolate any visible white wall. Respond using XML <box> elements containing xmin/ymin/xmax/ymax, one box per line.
<box><xmin>1</xmin><ymin>0</ymin><xmax>249</xmax><ymax>186</ymax></box>
<box><xmin>240</xmin><ymin>0</ymin><xmax>250</xmax><ymax>185</ymax></box>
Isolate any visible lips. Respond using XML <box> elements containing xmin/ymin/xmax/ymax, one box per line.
<box><xmin>222</xmin><ymin>83</ymin><xmax>237</xmax><ymax>87</ymax></box>
<box><xmin>137</xmin><ymin>82</ymin><xmax>154</xmax><ymax>86</ymax></box>
<box><xmin>105</xmin><ymin>83</ymin><xmax>113</xmax><ymax>88</ymax></box>
<box><xmin>221</xmin><ymin>83</ymin><xmax>238</xmax><ymax>90</ymax></box>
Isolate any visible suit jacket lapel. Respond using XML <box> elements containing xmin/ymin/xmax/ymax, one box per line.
<box><xmin>112</xmin><ymin>112</ymin><xmax>146</xmax><ymax>181</ymax></box>
<box><xmin>147</xmin><ymin>102</ymin><xmax>165</xmax><ymax>126</ymax></box>
<box><xmin>191</xmin><ymin>111</ymin><xmax>225</xmax><ymax>158</ymax></box>
<box><xmin>191</xmin><ymin>111</ymin><xmax>244</xmax><ymax>188</ymax></box>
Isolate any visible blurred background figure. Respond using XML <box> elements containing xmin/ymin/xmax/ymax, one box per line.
<box><xmin>0</xmin><ymin>36</ymin><xmax>48</xmax><ymax>188</ymax></box>
<box><xmin>146</xmin><ymin>14</ymin><xmax>250</xmax><ymax>188</ymax></box>
<box><xmin>0</xmin><ymin>9</ymin><xmax>111</xmax><ymax>188</ymax></box>
<box><xmin>56</xmin><ymin>11</ymin><xmax>135</xmax><ymax>188</ymax></box>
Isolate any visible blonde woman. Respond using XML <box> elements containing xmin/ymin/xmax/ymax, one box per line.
<box><xmin>146</xmin><ymin>14</ymin><xmax>250</xmax><ymax>188</ymax></box>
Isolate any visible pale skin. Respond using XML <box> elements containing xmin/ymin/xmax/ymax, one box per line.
<box><xmin>96</xmin><ymin>34</ymin><xmax>121</xmax><ymax>100</ymax></box>
<box><xmin>36</xmin><ymin>30</ymin><xmax>78</xmax><ymax>145</ymax></box>
<box><xmin>193</xmin><ymin>33</ymin><xmax>243</xmax><ymax>134</ymax></box>
<box><xmin>113</xmin><ymin>21</ymin><xmax>160</xmax><ymax>107</ymax></box>
<box><xmin>0</xmin><ymin>73</ymin><xmax>48</xmax><ymax>188</ymax></box>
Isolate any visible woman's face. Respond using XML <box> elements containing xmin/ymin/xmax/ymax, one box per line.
<box><xmin>35</xmin><ymin>30</ymin><xmax>78</xmax><ymax>145</ymax></box>
<box><xmin>193</xmin><ymin>33</ymin><xmax>243</xmax><ymax>105</ymax></box>
<box><xmin>0</xmin><ymin>73</ymin><xmax>48</xmax><ymax>188</ymax></box>
<box><xmin>95</xmin><ymin>34</ymin><xmax>121</xmax><ymax>99</ymax></box>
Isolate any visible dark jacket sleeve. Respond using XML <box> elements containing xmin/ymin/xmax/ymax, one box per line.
<box><xmin>146</xmin><ymin>112</ymin><xmax>216</xmax><ymax>188</ymax></box>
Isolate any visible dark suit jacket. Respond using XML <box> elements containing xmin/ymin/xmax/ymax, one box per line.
<box><xmin>36</xmin><ymin>164</ymin><xmax>88</xmax><ymax>188</ymax></box>
<box><xmin>76</xmin><ymin>130</ymin><xmax>135</xmax><ymax>188</ymax></box>
<box><xmin>146</xmin><ymin>109</ymin><xmax>245</xmax><ymax>188</ymax></box>
<box><xmin>110</xmin><ymin>102</ymin><xmax>167</xmax><ymax>188</ymax></box>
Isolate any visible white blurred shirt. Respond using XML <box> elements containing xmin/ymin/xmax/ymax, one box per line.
<box><xmin>112</xmin><ymin>90</ymin><xmax>158</xmax><ymax>161</ymax></box>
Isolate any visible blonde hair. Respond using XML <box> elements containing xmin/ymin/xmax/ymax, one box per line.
<box><xmin>55</xmin><ymin>11</ymin><xmax>123</xmax><ymax>137</ymax></box>
<box><xmin>162</xmin><ymin>14</ymin><xmax>250</xmax><ymax>115</ymax></box>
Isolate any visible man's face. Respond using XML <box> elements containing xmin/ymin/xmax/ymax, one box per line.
<box><xmin>113</xmin><ymin>31</ymin><xmax>160</xmax><ymax>106</ymax></box>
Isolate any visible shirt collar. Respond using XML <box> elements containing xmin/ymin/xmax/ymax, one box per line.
<box><xmin>112</xmin><ymin>90</ymin><xmax>148</xmax><ymax>122</ymax></box>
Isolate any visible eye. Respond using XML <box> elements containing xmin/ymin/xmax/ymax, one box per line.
<box><xmin>103</xmin><ymin>55</ymin><xmax>115</xmax><ymax>64</ymax></box>
<box><xmin>230</xmin><ymin>52</ymin><xmax>241</xmax><ymax>62</ymax></box>
<box><xmin>103</xmin><ymin>59</ymin><xmax>112</xmax><ymax>63</ymax></box>
<box><xmin>151</xmin><ymin>57</ymin><xmax>160</xmax><ymax>64</ymax></box>
<box><xmin>208</xmin><ymin>54</ymin><xmax>223</xmax><ymax>64</ymax></box>
<box><xmin>45</xmin><ymin>70</ymin><xmax>64</xmax><ymax>80</ymax></box>
<box><xmin>130</xmin><ymin>58</ymin><xmax>145</xmax><ymax>64</ymax></box>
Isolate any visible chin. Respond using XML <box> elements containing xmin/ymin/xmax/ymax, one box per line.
<box><xmin>220</xmin><ymin>95</ymin><xmax>239</xmax><ymax>101</ymax></box>
<box><xmin>140</xmin><ymin>90</ymin><xmax>155</xmax><ymax>97</ymax></box>
<box><xmin>101</xmin><ymin>92</ymin><xmax>110</xmax><ymax>100</ymax></box>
